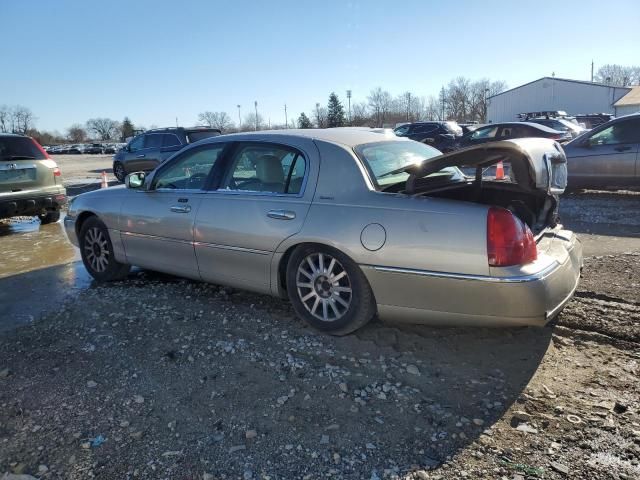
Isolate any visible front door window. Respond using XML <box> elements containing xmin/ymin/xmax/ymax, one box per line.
<box><xmin>153</xmin><ymin>145</ymin><xmax>225</xmax><ymax>190</ymax></box>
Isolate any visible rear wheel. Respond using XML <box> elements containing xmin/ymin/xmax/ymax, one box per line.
<box><xmin>113</xmin><ymin>162</ymin><xmax>126</xmax><ymax>182</ymax></box>
<box><xmin>79</xmin><ymin>216</ymin><xmax>130</xmax><ymax>281</ymax></box>
<box><xmin>39</xmin><ymin>209</ymin><xmax>60</xmax><ymax>225</ymax></box>
<box><xmin>286</xmin><ymin>245</ymin><xmax>376</xmax><ymax>335</ymax></box>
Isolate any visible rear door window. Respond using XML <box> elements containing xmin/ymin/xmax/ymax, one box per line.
<box><xmin>144</xmin><ymin>134</ymin><xmax>163</xmax><ymax>149</ymax></box>
<box><xmin>222</xmin><ymin>144</ymin><xmax>307</xmax><ymax>194</ymax></box>
<box><xmin>162</xmin><ymin>134</ymin><xmax>181</xmax><ymax>147</ymax></box>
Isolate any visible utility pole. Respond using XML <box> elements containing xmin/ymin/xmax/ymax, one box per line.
<box><xmin>484</xmin><ymin>88</ymin><xmax>490</xmax><ymax>123</ymax></box>
<box><xmin>406</xmin><ymin>92</ymin><xmax>411</xmax><ymax>121</ymax></box>
<box><xmin>175</xmin><ymin>117</ymin><xmax>178</xmax><ymax>127</ymax></box>
<box><xmin>237</xmin><ymin>105</ymin><xmax>241</xmax><ymax>129</ymax></box>
<box><xmin>440</xmin><ymin>86</ymin><xmax>445</xmax><ymax>121</ymax></box>
<box><xmin>315</xmin><ymin>102</ymin><xmax>320</xmax><ymax>128</ymax></box>
<box><xmin>346</xmin><ymin>90</ymin><xmax>352</xmax><ymax>125</ymax></box>
<box><xmin>254</xmin><ymin>101</ymin><xmax>258</xmax><ymax>131</ymax></box>
<box><xmin>591</xmin><ymin>60</ymin><xmax>594</xmax><ymax>82</ymax></box>
<box><xmin>284</xmin><ymin>104</ymin><xmax>288</xmax><ymax>129</ymax></box>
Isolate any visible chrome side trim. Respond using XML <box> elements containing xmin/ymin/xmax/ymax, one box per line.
<box><xmin>121</xmin><ymin>231</ymin><xmax>271</xmax><ymax>255</ymax></box>
<box><xmin>193</xmin><ymin>241</ymin><xmax>270</xmax><ymax>255</ymax></box>
<box><xmin>367</xmin><ymin>262</ymin><xmax>559</xmax><ymax>284</ymax></box>
<box><xmin>121</xmin><ymin>231</ymin><xmax>192</xmax><ymax>246</ymax></box>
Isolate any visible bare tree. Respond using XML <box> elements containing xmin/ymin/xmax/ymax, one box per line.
<box><xmin>367</xmin><ymin>87</ymin><xmax>392</xmax><ymax>127</ymax></box>
<box><xmin>10</xmin><ymin>106</ymin><xmax>36</xmax><ymax>134</ymax></box>
<box><xmin>242</xmin><ymin>112</ymin><xmax>265</xmax><ymax>131</ymax></box>
<box><xmin>594</xmin><ymin>64</ymin><xmax>640</xmax><ymax>86</ymax></box>
<box><xmin>86</xmin><ymin>118</ymin><xmax>121</xmax><ymax>140</ymax></box>
<box><xmin>0</xmin><ymin>105</ymin><xmax>10</xmax><ymax>132</ymax></box>
<box><xmin>67</xmin><ymin>124</ymin><xmax>88</xmax><ymax>143</ymax></box>
<box><xmin>314</xmin><ymin>106</ymin><xmax>328</xmax><ymax>128</ymax></box>
<box><xmin>350</xmin><ymin>102</ymin><xmax>370</xmax><ymax>126</ymax></box>
<box><xmin>198</xmin><ymin>111</ymin><xmax>234</xmax><ymax>132</ymax></box>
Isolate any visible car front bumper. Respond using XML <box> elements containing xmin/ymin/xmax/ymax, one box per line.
<box><xmin>63</xmin><ymin>214</ymin><xmax>79</xmax><ymax>247</ymax></box>
<box><xmin>362</xmin><ymin>230</ymin><xmax>583</xmax><ymax>327</ymax></box>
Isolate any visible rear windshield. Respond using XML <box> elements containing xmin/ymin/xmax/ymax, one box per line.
<box><xmin>355</xmin><ymin>140</ymin><xmax>459</xmax><ymax>189</ymax></box>
<box><xmin>186</xmin><ymin>130</ymin><xmax>221</xmax><ymax>143</ymax></box>
<box><xmin>0</xmin><ymin>136</ymin><xmax>46</xmax><ymax>161</ymax></box>
<box><xmin>444</xmin><ymin>121</ymin><xmax>463</xmax><ymax>135</ymax></box>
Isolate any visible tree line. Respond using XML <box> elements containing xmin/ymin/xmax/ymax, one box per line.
<box><xmin>4</xmin><ymin>63</ymin><xmax>638</xmax><ymax>144</ymax></box>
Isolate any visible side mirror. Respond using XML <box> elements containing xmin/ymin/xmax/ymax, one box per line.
<box><xmin>423</xmin><ymin>137</ymin><xmax>435</xmax><ymax>144</ymax></box>
<box><xmin>125</xmin><ymin>172</ymin><xmax>146</xmax><ymax>189</ymax></box>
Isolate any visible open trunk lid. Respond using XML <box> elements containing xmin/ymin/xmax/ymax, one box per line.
<box><xmin>407</xmin><ymin>138</ymin><xmax>568</xmax><ymax>196</ymax></box>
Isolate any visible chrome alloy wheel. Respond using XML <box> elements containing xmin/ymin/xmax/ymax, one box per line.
<box><xmin>296</xmin><ymin>252</ymin><xmax>352</xmax><ymax>322</ymax></box>
<box><xmin>83</xmin><ymin>227</ymin><xmax>110</xmax><ymax>272</ymax></box>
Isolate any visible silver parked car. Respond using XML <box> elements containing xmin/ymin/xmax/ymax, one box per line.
<box><xmin>65</xmin><ymin>130</ymin><xmax>582</xmax><ymax>335</ymax></box>
<box><xmin>563</xmin><ymin>113</ymin><xmax>640</xmax><ymax>189</ymax></box>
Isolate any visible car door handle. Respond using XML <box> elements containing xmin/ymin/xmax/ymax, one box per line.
<box><xmin>170</xmin><ymin>205</ymin><xmax>191</xmax><ymax>213</ymax></box>
<box><xmin>614</xmin><ymin>146</ymin><xmax>632</xmax><ymax>152</ymax></box>
<box><xmin>136</xmin><ymin>154</ymin><xmax>146</xmax><ymax>158</ymax></box>
<box><xmin>267</xmin><ymin>209</ymin><xmax>296</xmax><ymax>220</ymax></box>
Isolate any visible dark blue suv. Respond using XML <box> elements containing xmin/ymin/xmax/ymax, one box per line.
<box><xmin>112</xmin><ymin>127</ymin><xmax>221</xmax><ymax>182</ymax></box>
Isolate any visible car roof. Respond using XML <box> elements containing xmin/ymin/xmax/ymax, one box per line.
<box><xmin>0</xmin><ymin>133</ymin><xmax>26</xmax><ymax>138</ymax></box>
<box><xmin>197</xmin><ymin>128</ymin><xmax>411</xmax><ymax>148</ymax></box>
<box><xmin>477</xmin><ymin>121</ymin><xmax>560</xmax><ymax>133</ymax></box>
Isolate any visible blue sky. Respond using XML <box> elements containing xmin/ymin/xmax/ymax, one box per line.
<box><xmin>2</xmin><ymin>0</ymin><xmax>639</xmax><ymax>132</ymax></box>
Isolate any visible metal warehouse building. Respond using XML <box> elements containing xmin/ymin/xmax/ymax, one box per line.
<box><xmin>487</xmin><ymin>77</ymin><xmax>638</xmax><ymax>122</ymax></box>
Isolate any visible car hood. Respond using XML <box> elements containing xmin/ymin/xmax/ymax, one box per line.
<box><xmin>407</xmin><ymin>138</ymin><xmax>567</xmax><ymax>195</ymax></box>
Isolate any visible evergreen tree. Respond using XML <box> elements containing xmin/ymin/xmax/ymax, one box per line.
<box><xmin>297</xmin><ymin>112</ymin><xmax>313</xmax><ymax>129</ymax></box>
<box><xmin>121</xmin><ymin>117</ymin><xmax>135</xmax><ymax>141</ymax></box>
<box><xmin>326</xmin><ymin>92</ymin><xmax>346</xmax><ymax>127</ymax></box>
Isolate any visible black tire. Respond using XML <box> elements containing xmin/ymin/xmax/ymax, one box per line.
<box><xmin>39</xmin><ymin>209</ymin><xmax>60</xmax><ymax>225</ymax></box>
<box><xmin>79</xmin><ymin>216</ymin><xmax>130</xmax><ymax>281</ymax></box>
<box><xmin>286</xmin><ymin>244</ymin><xmax>376</xmax><ymax>336</ymax></box>
<box><xmin>113</xmin><ymin>162</ymin><xmax>126</xmax><ymax>182</ymax></box>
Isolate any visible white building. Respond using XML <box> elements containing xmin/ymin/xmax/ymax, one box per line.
<box><xmin>487</xmin><ymin>77</ymin><xmax>633</xmax><ymax>122</ymax></box>
<box><xmin>613</xmin><ymin>86</ymin><xmax>640</xmax><ymax>117</ymax></box>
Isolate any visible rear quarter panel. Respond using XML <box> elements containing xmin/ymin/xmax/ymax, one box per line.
<box><xmin>277</xmin><ymin>141</ymin><xmax>490</xmax><ymax>277</ymax></box>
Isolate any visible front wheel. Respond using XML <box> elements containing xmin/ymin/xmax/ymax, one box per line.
<box><xmin>79</xmin><ymin>216</ymin><xmax>130</xmax><ymax>281</ymax></box>
<box><xmin>286</xmin><ymin>245</ymin><xmax>376</xmax><ymax>336</ymax></box>
<box><xmin>113</xmin><ymin>162</ymin><xmax>126</xmax><ymax>182</ymax></box>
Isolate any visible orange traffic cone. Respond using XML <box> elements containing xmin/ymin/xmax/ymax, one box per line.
<box><xmin>100</xmin><ymin>171</ymin><xmax>109</xmax><ymax>189</ymax></box>
<box><xmin>495</xmin><ymin>161</ymin><xmax>505</xmax><ymax>180</ymax></box>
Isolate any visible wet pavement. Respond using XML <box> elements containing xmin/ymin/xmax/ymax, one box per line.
<box><xmin>0</xmin><ymin>191</ymin><xmax>638</xmax><ymax>334</ymax></box>
<box><xmin>0</xmin><ymin>216</ymin><xmax>91</xmax><ymax>332</ymax></box>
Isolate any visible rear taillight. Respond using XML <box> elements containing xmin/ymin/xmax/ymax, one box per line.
<box><xmin>31</xmin><ymin>138</ymin><xmax>51</xmax><ymax>159</ymax></box>
<box><xmin>487</xmin><ymin>207</ymin><xmax>537</xmax><ymax>267</ymax></box>
<box><xmin>53</xmin><ymin>167</ymin><xmax>61</xmax><ymax>177</ymax></box>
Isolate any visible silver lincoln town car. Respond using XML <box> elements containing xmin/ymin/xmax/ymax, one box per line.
<box><xmin>65</xmin><ymin>129</ymin><xmax>582</xmax><ymax>335</ymax></box>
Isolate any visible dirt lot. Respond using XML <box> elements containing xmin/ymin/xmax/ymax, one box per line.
<box><xmin>0</xmin><ymin>160</ymin><xmax>639</xmax><ymax>479</ymax></box>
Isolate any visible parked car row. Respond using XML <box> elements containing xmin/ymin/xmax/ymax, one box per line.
<box><xmin>45</xmin><ymin>142</ymin><xmax>125</xmax><ymax>155</ymax></box>
<box><xmin>393</xmin><ymin>113</ymin><xmax>640</xmax><ymax>190</ymax></box>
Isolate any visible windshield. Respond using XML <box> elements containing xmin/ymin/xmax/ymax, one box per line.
<box><xmin>355</xmin><ymin>140</ymin><xmax>460</xmax><ymax>189</ymax></box>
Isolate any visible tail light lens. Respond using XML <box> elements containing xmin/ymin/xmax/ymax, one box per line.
<box><xmin>53</xmin><ymin>167</ymin><xmax>61</xmax><ymax>177</ymax></box>
<box><xmin>487</xmin><ymin>207</ymin><xmax>537</xmax><ymax>266</ymax></box>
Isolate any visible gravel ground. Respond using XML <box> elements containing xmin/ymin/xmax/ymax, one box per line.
<box><xmin>0</xmin><ymin>251</ymin><xmax>638</xmax><ymax>479</ymax></box>
<box><xmin>1</xmin><ymin>158</ymin><xmax>639</xmax><ymax>479</ymax></box>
